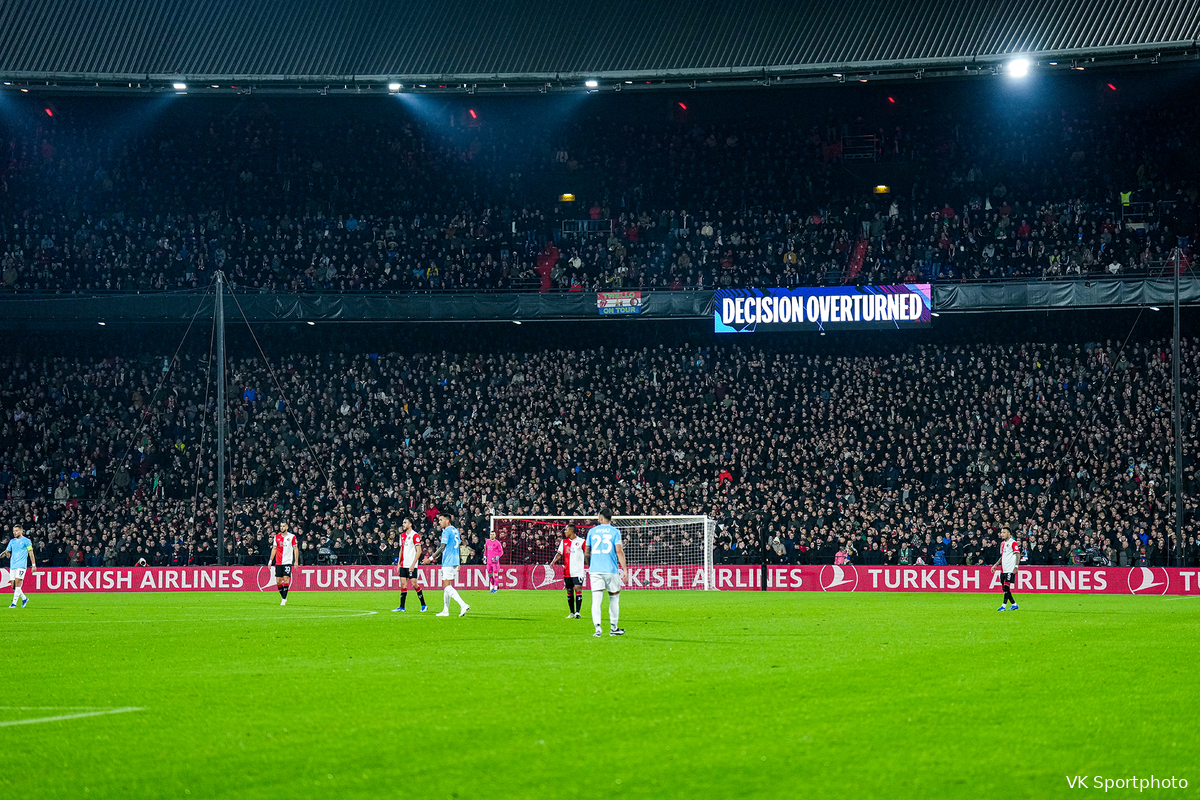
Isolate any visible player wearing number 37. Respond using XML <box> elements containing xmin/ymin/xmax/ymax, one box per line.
<box><xmin>584</xmin><ymin>510</ymin><xmax>627</xmax><ymax>637</ymax></box>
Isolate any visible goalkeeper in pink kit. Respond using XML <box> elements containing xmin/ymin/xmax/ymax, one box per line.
<box><xmin>484</xmin><ymin>533</ymin><xmax>504</xmax><ymax>593</ymax></box>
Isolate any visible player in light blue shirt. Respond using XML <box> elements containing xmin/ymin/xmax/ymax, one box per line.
<box><xmin>440</xmin><ymin>524</ymin><xmax>461</xmax><ymax>568</ymax></box>
<box><xmin>584</xmin><ymin>510</ymin><xmax>627</xmax><ymax>637</ymax></box>
<box><xmin>428</xmin><ymin>513</ymin><xmax>469</xmax><ymax>617</ymax></box>
<box><xmin>2</xmin><ymin>525</ymin><xmax>36</xmax><ymax>608</ymax></box>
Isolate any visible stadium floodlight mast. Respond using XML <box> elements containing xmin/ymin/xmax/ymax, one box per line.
<box><xmin>1007</xmin><ymin>58</ymin><xmax>1030</xmax><ymax>78</ymax></box>
<box><xmin>1173</xmin><ymin>246</ymin><xmax>1183</xmax><ymax>565</ymax></box>
<box><xmin>387</xmin><ymin>82</ymin><xmax>401</xmax><ymax>92</ymax></box>
<box><xmin>215</xmin><ymin>271</ymin><xmax>227</xmax><ymax>564</ymax></box>
<box><xmin>584</xmin><ymin>79</ymin><xmax>599</xmax><ymax>88</ymax></box>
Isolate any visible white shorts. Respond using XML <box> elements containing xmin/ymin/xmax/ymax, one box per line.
<box><xmin>440</xmin><ymin>566</ymin><xmax>459</xmax><ymax>582</ymax></box>
<box><xmin>590</xmin><ymin>572</ymin><xmax>622</xmax><ymax>593</ymax></box>
<box><xmin>9</xmin><ymin>568</ymin><xmax>25</xmax><ymax>581</ymax></box>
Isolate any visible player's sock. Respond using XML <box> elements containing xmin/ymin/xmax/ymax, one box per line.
<box><xmin>1003</xmin><ymin>588</ymin><xmax>1015</xmax><ymax>605</ymax></box>
<box><xmin>446</xmin><ymin>585</ymin><xmax>466</xmax><ymax>609</ymax></box>
<box><xmin>400</xmin><ymin>590</ymin><xmax>408</xmax><ymax>609</ymax></box>
<box><xmin>591</xmin><ymin>590</ymin><xmax>603</xmax><ymax>627</ymax></box>
<box><xmin>566</xmin><ymin>588</ymin><xmax>576</xmax><ymax>613</ymax></box>
<box><xmin>281</xmin><ymin>585</ymin><xmax>289</xmax><ymax>600</ymax></box>
<box><xmin>416</xmin><ymin>588</ymin><xmax>425</xmax><ymax>605</ymax></box>
<box><xmin>609</xmin><ymin>592</ymin><xmax>620</xmax><ymax>630</ymax></box>
<box><xmin>11</xmin><ymin>589</ymin><xmax>19</xmax><ymax>604</ymax></box>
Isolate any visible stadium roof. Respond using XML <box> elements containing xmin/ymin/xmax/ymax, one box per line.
<box><xmin>1</xmin><ymin>0</ymin><xmax>1198</xmax><ymax>93</ymax></box>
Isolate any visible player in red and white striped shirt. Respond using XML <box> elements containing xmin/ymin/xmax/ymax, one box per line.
<box><xmin>991</xmin><ymin>527</ymin><xmax>1020</xmax><ymax>611</ymax></box>
<box><xmin>548</xmin><ymin>524</ymin><xmax>586</xmax><ymax>619</ymax></box>
<box><xmin>393</xmin><ymin>517</ymin><xmax>427</xmax><ymax>612</ymax></box>
<box><xmin>271</xmin><ymin>521</ymin><xmax>301</xmax><ymax>606</ymax></box>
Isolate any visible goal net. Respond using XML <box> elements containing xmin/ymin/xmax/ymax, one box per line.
<box><xmin>489</xmin><ymin>515</ymin><xmax>717</xmax><ymax>590</ymax></box>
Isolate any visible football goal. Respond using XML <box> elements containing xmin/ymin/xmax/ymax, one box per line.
<box><xmin>488</xmin><ymin>515</ymin><xmax>717</xmax><ymax>590</ymax></box>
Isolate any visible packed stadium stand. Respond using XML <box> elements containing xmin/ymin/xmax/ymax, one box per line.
<box><xmin>3</xmin><ymin>319</ymin><xmax>1198</xmax><ymax>571</ymax></box>
<box><xmin>1</xmin><ymin>86</ymin><xmax>1196</xmax><ymax>295</ymax></box>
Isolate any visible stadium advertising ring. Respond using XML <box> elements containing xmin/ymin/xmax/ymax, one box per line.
<box><xmin>17</xmin><ymin>565</ymin><xmax>1200</xmax><ymax>594</ymax></box>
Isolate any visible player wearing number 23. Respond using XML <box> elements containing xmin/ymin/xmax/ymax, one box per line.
<box><xmin>584</xmin><ymin>509</ymin><xmax>626</xmax><ymax>637</ymax></box>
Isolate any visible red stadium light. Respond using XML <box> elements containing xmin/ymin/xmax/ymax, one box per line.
<box><xmin>678</xmin><ymin>102</ymin><xmax>687</xmax><ymax>110</ymax></box>
<box><xmin>44</xmin><ymin>108</ymin><xmax>52</xmax><ymax>117</ymax></box>
<box><xmin>1106</xmin><ymin>83</ymin><xmax>1117</xmax><ymax>91</ymax></box>
<box><xmin>469</xmin><ymin>109</ymin><xmax>477</xmax><ymax>119</ymax></box>
<box><xmin>887</xmin><ymin>96</ymin><xmax>895</xmax><ymax>103</ymax></box>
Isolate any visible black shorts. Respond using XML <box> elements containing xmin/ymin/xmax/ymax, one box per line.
<box><xmin>564</xmin><ymin>575</ymin><xmax>584</xmax><ymax>589</ymax></box>
<box><xmin>274</xmin><ymin>565</ymin><xmax>292</xmax><ymax>578</ymax></box>
<box><xmin>398</xmin><ymin>567</ymin><xmax>421</xmax><ymax>580</ymax></box>
<box><xmin>999</xmin><ymin>572</ymin><xmax>1015</xmax><ymax>585</ymax></box>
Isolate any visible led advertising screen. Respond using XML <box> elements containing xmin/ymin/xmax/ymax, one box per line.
<box><xmin>714</xmin><ymin>284</ymin><xmax>932</xmax><ymax>333</ymax></box>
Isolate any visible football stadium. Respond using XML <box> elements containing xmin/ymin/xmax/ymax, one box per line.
<box><xmin>1</xmin><ymin>1</ymin><xmax>1199</xmax><ymax>797</ymax></box>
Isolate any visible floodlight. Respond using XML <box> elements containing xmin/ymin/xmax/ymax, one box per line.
<box><xmin>1007</xmin><ymin>59</ymin><xmax>1030</xmax><ymax>78</ymax></box>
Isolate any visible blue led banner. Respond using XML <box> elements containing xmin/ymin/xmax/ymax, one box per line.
<box><xmin>714</xmin><ymin>284</ymin><xmax>932</xmax><ymax>332</ymax></box>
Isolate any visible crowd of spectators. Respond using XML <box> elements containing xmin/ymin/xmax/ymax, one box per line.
<box><xmin>2</xmin><ymin>331</ymin><xmax>1199</xmax><ymax>571</ymax></box>
<box><xmin>1</xmin><ymin>90</ymin><xmax>1197</xmax><ymax>295</ymax></box>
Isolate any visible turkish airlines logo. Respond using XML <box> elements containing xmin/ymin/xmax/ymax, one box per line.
<box><xmin>1126</xmin><ymin>566</ymin><xmax>1169</xmax><ymax>595</ymax></box>
<box><xmin>530</xmin><ymin>565</ymin><xmax>563</xmax><ymax>590</ymax></box>
<box><xmin>255</xmin><ymin>565</ymin><xmax>278</xmax><ymax>591</ymax></box>
<box><xmin>819</xmin><ymin>564</ymin><xmax>859</xmax><ymax>592</ymax></box>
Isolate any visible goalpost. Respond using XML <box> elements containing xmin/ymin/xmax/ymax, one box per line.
<box><xmin>489</xmin><ymin>515</ymin><xmax>718</xmax><ymax>590</ymax></box>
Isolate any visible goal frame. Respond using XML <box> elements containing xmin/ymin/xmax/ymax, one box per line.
<box><xmin>489</xmin><ymin>515</ymin><xmax>718</xmax><ymax>590</ymax></box>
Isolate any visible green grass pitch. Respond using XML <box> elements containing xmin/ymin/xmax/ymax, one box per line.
<box><xmin>2</xmin><ymin>590</ymin><xmax>1194</xmax><ymax>799</ymax></box>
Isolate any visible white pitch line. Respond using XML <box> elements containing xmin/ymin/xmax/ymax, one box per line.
<box><xmin>0</xmin><ymin>707</ymin><xmax>143</xmax><ymax>727</ymax></box>
<box><xmin>0</xmin><ymin>706</ymin><xmax>113</xmax><ymax>710</ymax></box>
<box><xmin>13</xmin><ymin>609</ymin><xmax>382</xmax><ymax>623</ymax></box>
